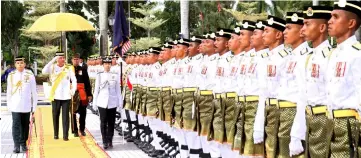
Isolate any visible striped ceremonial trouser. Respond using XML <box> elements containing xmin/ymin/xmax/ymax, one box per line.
<box><xmin>232</xmin><ymin>96</ymin><xmax>245</xmax><ymax>156</ymax></box>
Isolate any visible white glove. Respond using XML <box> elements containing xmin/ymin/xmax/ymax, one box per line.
<box><xmin>253</xmin><ymin>131</ymin><xmax>264</xmax><ymax>144</ymax></box>
<box><xmin>289</xmin><ymin>137</ymin><xmax>304</xmax><ymax>157</ymax></box>
<box><xmin>51</xmin><ymin>56</ymin><xmax>59</xmax><ymax>62</ymax></box>
<box><xmin>92</xmin><ymin>104</ymin><xmax>98</xmax><ymax>111</ymax></box>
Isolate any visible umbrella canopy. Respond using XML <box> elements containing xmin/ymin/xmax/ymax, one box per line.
<box><xmin>28</xmin><ymin>13</ymin><xmax>95</xmax><ymax>32</ymax></box>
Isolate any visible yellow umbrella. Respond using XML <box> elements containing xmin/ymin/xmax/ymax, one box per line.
<box><xmin>28</xmin><ymin>13</ymin><xmax>95</xmax><ymax>32</ymax></box>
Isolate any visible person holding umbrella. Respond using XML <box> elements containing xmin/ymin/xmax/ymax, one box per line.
<box><xmin>93</xmin><ymin>56</ymin><xmax>123</xmax><ymax>149</ymax></box>
<box><xmin>7</xmin><ymin>56</ymin><xmax>37</xmax><ymax>153</ymax></box>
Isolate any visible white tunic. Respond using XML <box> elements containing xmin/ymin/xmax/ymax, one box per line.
<box><xmin>42</xmin><ymin>62</ymin><xmax>77</xmax><ymax>100</ymax></box>
<box><xmin>7</xmin><ymin>69</ymin><xmax>38</xmax><ymax>112</ymax></box>
<box><xmin>93</xmin><ymin>71</ymin><xmax>123</xmax><ymax>109</ymax></box>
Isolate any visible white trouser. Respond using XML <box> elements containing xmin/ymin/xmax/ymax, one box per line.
<box><xmin>200</xmin><ymin>136</ymin><xmax>210</xmax><ymax>154</ymax></box>
<box><xmin>208</xmin><ymin>140</ymin><xmax>221</xmax><ymax>157</ymax></box>
<box><xmin>220</xmin><ymin>144</ymin><xmax>234</xmax><ymax>158</ymax></box>
<box><xmin>148</xmin><ymin>117</ymin><xmax>163</xmax><ymax>150</ymax></box>
<box><xmin>187</xmin><ymin>131</ymin><xmax>201</xmax><ymax>158</ymax></box>
<box><xmin>175</xmin><ymin>129</ymin><xmax>188</xmax><ymax>158</ymax></box>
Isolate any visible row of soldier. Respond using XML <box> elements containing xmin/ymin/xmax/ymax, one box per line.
<box><xmin>118</xmin><ymin>2</ymin><xmax>361</xmax><ymax>158</ymax></box>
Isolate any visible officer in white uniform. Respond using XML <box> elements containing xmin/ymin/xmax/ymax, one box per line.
<box><xmin>93</xmin><ymin>56</ymin><xmax>123</xmax><ymax>149</ymax></box>
<box><xmin>42</xmin><ymin>51</ymin><xmax>77</xmax><ymax>141</ymax></box>
<box><xmin>7</xmin><ymin>56</ymin><xmax>37</xmax><ymax>153</ymax></box>
<box><xmin>326</xmin><ymin>1</ymin><xmax>361</xmax><ymax>157</ymax></box>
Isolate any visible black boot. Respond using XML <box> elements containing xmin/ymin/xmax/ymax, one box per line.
<box><xmin>13</xmin><ymin>145</ymin><xmax>20</xmax><ymax>153</ymax></box>
<box><xmin>149</xmin><ymin>150</ymin><xmax>165</xmax><ymax>157</ymax></box>
<box><xmin>108</xmin><ymin>137</ymin><xmax>113</xmax><ymax>148</ymax></box>
<box><xmin>20</xmin><ymin>144</ymin><xmax>28</xmax><ymax>152</ymax></box>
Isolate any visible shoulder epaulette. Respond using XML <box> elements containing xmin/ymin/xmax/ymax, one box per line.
<box><xmin>195</xmin><ymin>54</ymin><xmax>202</xmax><ymax>60</ymax></box>
<box><xmin>226</xmin><ymin>55</ymin><xmax>233</xmax><ymax>62</ymax></box>
<box><xmin>322</xmin><ymin>47</ymin><xmax>331</xmax><ymax>58</ymax></box>
<box><xmin>278</xmin><ymin>49</ymin><xmax>289</xmax><ymax>58</ymax></box>
<box><xmin>250</xmin><ymin>52</ymin><xmax>256</xmax><ymax>57</ymax></box>
<box><xmin>25</xmin><ymin>70</ymin><xmax>33</xmax><ymax>75</ymax></box>
<box><xmin>97</xmin><ymin>71</ymin><xmax>104</xmax><ymax>75</ymax></box>
<box><xmin>155</xmin><ymin>65</ymin><xmax>161</xmax><ymax>69</ymax></box>
<box><xmin>352</xmin><ymin>42</ymin><xmax>361</xmax><ymax>51</ymax></box>
<box><xmin>261</xmin><ymin>52</ymin><xmax>269</xmax><ymax>58</ymax></box>
<box><xmin>210</xmin><ymin>56</ymin><xmax>217</xmax><ymax>61</ymax></box>
<box><xmin>185</xmin><ymin>58</ymin><xmax>191</xmax><ymax>64</ymax></box>
<box><xmin>9</xmin><ymin>71</ymin><xmax>15</xmax><ymax>75</ymax></box>
<box><xmin>300</xmin><ymin>47</ymin><xmax>309</xmax><ymax>55</ymax></box>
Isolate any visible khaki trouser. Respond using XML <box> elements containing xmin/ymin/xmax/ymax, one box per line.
<box><xmin>145</xmin><ymin>89</ymin><xmax>159</xmax><ymax>117</ymax></box>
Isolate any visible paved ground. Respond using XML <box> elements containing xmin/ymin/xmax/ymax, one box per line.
<box><xmin>0</xmin><ymin>85</ymin><xmax>149</xmax><ymax>158</ymax></box>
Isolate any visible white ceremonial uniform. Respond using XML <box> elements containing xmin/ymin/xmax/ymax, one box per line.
<box><xmin>326</xmin><ymin>35</ymin><xmax>361</xmax><ymax>111</ymax></box>
<box><xmin>183</xmin><ymin>54</ymin><xmax>204</xmax><ymax>158</ymax></box>
<box><xmin>93</xmin><ymin>71</ymin><xmax>123</xmax><ymax>110</ymax></box>
<box><xmin>145</xmin><ymin>62</ymin><xmax>163</xmax><ymax>150</ymax></box>
<box><xmin>236</xmin><ymin>50</ymin><xmax>253</xmax><ymax>97</ymax></box>
<box><xmin>42</xmin><ymin>62</ymin><xmax>77</xmax><ymax>100</ymax></box>
<box><xmin>290</xmin><ymin>40</ymin><xmax>331</xmax><ymax>144</ymax></box>
<box><xmin>253</xmin><ymin>44</ymin><xmax>290</xmax><ymax>143</ymax></box>
<box><xmin>7</xmin><ymin>69</ymin><xmax>38</xmax><ymax>112</ymax></box>
<box><xmin>197</xmin><ymin>53</ymin><xmax>219</xmax><ymax>156</ymax></box>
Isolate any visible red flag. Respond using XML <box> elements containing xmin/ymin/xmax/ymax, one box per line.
<box><xmin>127</xmin><ymin>77</ymin><xmax>133</xmax><ymax>91</ymax></box>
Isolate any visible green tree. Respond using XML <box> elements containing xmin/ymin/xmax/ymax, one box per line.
<box><xmin>1</xmin><ymin>1</ymin><xmax>26</xmax><ymax>60</ymax></box>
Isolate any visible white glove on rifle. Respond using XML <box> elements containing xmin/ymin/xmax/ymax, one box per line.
<box><xmin>289</xmin><ymin>137</ymin><xmax>304</xmax><ymax>157</ymax></box>
<box><xmin>92</xmin><ymin>104</ymin><xmax>98</xmax><ymax>111</ymax></box>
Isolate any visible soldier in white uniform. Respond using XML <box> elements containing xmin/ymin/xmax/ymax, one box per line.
<box><xmin>212</xmin><ymin>28</ymin><xmax>233</xmax><ymax>158</ymax></box>
<box><xmin>327</xmin><ymin>1</ymin><xmax>361</xmax><ymax>157</ymax></box>
<box><xmin>197</xmin><ymin>32</ymin><xmax>218</xmax><ymax>158</ymax></box>
<box><xmin>253</xmin><ymin>15</ymin><xmax>288</xmax><ymax>158</ymax></box>
<box><xmin>7</xmin><ymin>56</ymin><xmax>37</xmax><ymax>153</ymax></box>
<box><xmin>183</xmin><ymin>35</ymin><xmax>203</xmax><ymax>158</ymax></box>
<box><xmin>289</xmin><ymin>6</ymin><xmax>333</xmax><ymax>157</ymax></box>
<box><xmin>42</xmin><ymin>52</ymin><xmax>77</xmax><ymax>141</ymax></box>
<box><xmin>274</xmin><ymin>11</ymin><xmax>307</xmax><ymax>158</ymax></box>
<box><xmin>240</xmin><ymin>20</ymin><xmax>269</xmax><ymax>157</ymax></box>
<box><xmin>92</xmin><ymin>56</ymin><xmax>123</xmax><ymax>149</ymax></box>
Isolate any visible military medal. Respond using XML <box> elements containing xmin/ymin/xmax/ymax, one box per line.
<box><xmin>335</xmin><ymin>62</ymin><xmax>346</xmax><ymax>77</ymax></box>
<box><xmin>267</xmin><ymin>65</ymin><xmax>276</xmax><ymax>77</ymax></box>
<box><xmin>287</xmin><ymin>61</ymin><xmax>297</xmax><ymax>74</ymax></box>
<box><xmin>24</xmin><ymin>75</ymin><xmax>30</xmax><ymax>83</ymax></box>
<box><xmin>311</xmin><ymin>64</ymin><xmax>319</xmax><ymax>78</ymax></box>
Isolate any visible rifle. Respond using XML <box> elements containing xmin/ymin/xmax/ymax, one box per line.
<box><xmin>31</xmin><ymin>107</ymin><xmax>37</xmax><ymax>138</ymax></box>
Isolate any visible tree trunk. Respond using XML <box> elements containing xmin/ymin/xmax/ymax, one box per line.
<box><xmin>180</xmin><ymin>0</ymin><xmax>189</xmax><ymax>39</ymax></box>
<box><xmin>99</xmin><ymin>0</ymin><xmax>108</xmax><ymax>56</ymax></box>
<box><xmin>60</xmin><ymin>0</ymin><xmax>67</xmax><ymax>53</ymax></box>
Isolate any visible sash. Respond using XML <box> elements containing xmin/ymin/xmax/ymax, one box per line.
<box><xmin>77</xmin><ymin>83</ymin><xmax>88</xmax><ymax>105</ymax></box>
<box><xmin>49</xmin><ymin>68</ymin><xmax>68</xmax><ymax>101</ymax></box>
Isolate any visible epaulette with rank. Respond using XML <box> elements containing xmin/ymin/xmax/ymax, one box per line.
<box><xmin>185</xmin><ymin>58</ymin><xmax>191</xmax><ymax>64</ymax></box>
<box><xmin>226</xmin><ymin>55</ymin><xmax>234</xmax><ymax>62</ymax></box>
<box><xmin>278</xmin><ymin>49</ymin><xmax>289</xmax><ymax>58</ymax></box>
<box><xmin>9</xmin><ymin>71</ymin><xmax>15</xmax><ymax>75</ymax></box>
<box><xmin>261</xmin><ymin>52</ymin><xmax>269</xmax><ymax>58</ymax></box>
<box><xmin>322</xmin><ymin>47</ymin><xmax>331</xmax><ymax>58</ymax></box>
<box><xmin>25</xmin><ymin>69</ymin><xmax>33</xmax><ymax>75</ymax></box>
<box><xmin>352</xmin><ymin>42</ymin><xmax>361</xmax><ymax>51</ymax></box>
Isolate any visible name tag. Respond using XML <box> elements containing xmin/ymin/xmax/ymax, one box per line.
<box><xmin>78</xmin><ymin>70</ymin><xmax>83</xmax><ymax>75</ymax></box>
